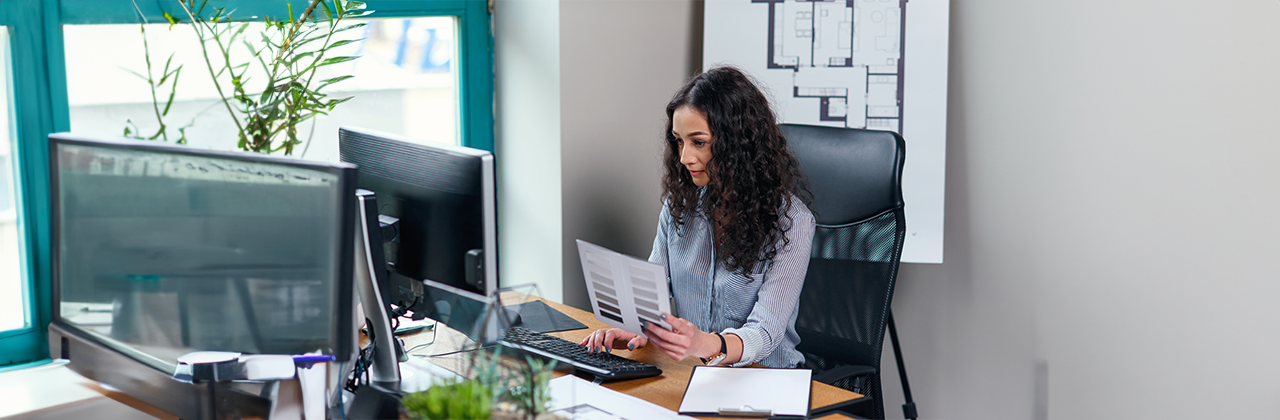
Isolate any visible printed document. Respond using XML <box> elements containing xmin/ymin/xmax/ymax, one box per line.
<box><xmin>548</xmin><ymin>375</ymin><xmax>692</xmax><ymax>420</ymax></box>
<box><xmin>576</xmin><ymin>239</ymin><xmax>673</xmax><ymax>336</ymax></box>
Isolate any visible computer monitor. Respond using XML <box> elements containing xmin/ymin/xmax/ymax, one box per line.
<box><xmin>48</xmin><ymin>134</ymin><xmax>356</xmax><ymax>419</ymax></box>
<box><xmin>338</xmin><ymin>127</ymin><xmax>498</xmax><ymax>308</ymax></box>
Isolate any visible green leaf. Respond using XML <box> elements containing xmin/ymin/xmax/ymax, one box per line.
<box><xmin>260</xmin><ymin>32</ymin><xmax>279</xmax><ymax>49</ymax></box>
<box><xmin>343</xmin><ymin>10</ymin><xmax>373</xmax><ymax>18</ymax></box>
<box><xmin>316</xmin><ymin>74</ymin><xmax>354</xmax><ymax>90</ymax></box>
<box><xmin>121</xmin><ymin>67</ymin><xmax>149</xmax><ymax>82</ymax></box>
<box><xmin>320</xmin><ymin>75</ymin><xmax>354</xmax><ymax>85</ymax></box>
<box><xmin>162</xmin><ymin>70</ymin><xmax>180</xmax><ymax>116</ymax></box>
<box><xmin>291</xmin><ymin>34</ymin><xmax>326</xmax><ymax>49</ymax></box>
<box><xmin>163</xmin><ymin>12</ymin><xmax>179</xmax><ymax>30</ymax></box>
<box><xmin>295</xmin><ymin>112</ymin><xmax>319</xmax><ymax>124</ymax></box>
<box><xmin>232</xmin><ymin>22</ymin><xmax>251</xmax><ymax>39</ymax></box>
<box><xmin>317</xmin><ymin>55</ymin><xmax>359</xmax><ymax>67</ymax></box>
<box><xmin>346</xmin><ymin>1</ymin><xmax>365</xmax><ymax>10</ymax></box>
<box><xmin>261</xmin><ymin>97</ymin><xmax>286</xmax><ymax>110</ymax></box>
<box><xmin>287</xmin><ymin>51</ymin><xmax>316</xmax><ymax>66</ymax></box>
<box><xmin>328</xmin><ymin>39</ymin><xmax>358</xmax><ymax>49</ymax></box>
<box><xmin>158</xmin><ymin>61</ymin><xmax>181</xmax><ymax>86</ymax></box>
<box><xmin>319</xmin><ymin>0</ymin><xmax>334</xmax><ymax>22</ymax></box>
<box><xmin>326</xmin><ymin>95</ymin><xmax>354</xmax><ymax>110</ymax></box>
<box><xmin>333</xmin><ymin>22</ymin><xmax>367</xmax><ymax>33</ymax></box>
<box><xmin>161</xmin><ymin>54</ymin><xmax>175</xmax><ymax>79</ymax></box>
<box><xmin>335</xmin><ymin>0</ymin><xmax>346</xmax><ymax>16</ymax></box>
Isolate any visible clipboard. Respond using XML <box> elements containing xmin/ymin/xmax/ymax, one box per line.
<box><xmin>677</xmin><ymin>366</ymin><xmax>812</xmax><ymax>419</ymax></box>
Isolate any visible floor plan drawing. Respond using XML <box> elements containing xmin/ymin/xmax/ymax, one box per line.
<box><xmin>705</xmin><ymin>0</ymin><xmax>950</xmax><ymax>263</ymax></box>
<box><xmin>751</xmin><ymin>0</ymin><xmax>906</xmax><ymax>132</ymax></box>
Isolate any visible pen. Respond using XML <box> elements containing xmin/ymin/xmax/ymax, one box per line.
<box><xmin>717</xmin><ymin>406</ymin><xmax>773</xmax><ymax>417</ymax></box>
<box><xmin>292</xmin><ymin>354</ymin><xmax>334</xmax><ymax>364</ymax></box>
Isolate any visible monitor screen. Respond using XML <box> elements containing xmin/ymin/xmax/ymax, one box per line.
<box><xmin>420</xmin><ymin>279</ymin><xmax>515</xmax><ymax>344</ymax></box>
<box><xmin>339</xmin><ymin>127</ymin><xmax>498</xmax><ymax>307</ymax></box>
<box><xmin>50</xmin><ymin>134</ymin><xmax>356</xmax><ymax>371</ymax></box>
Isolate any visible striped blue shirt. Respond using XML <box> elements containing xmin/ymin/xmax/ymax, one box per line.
<box><xmin>647</xmin><ymin>193</ymin><xmax>815</xmax><ymax>368</ymax></box>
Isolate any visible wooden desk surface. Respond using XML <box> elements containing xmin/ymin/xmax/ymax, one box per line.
<box><xmin>502</xmin><ymin>297</ymin><xmax>865</xmax><ymax>418</ymax></box>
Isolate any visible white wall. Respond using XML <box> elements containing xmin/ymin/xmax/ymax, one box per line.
<box><xmin>495</xmin><ymin>0</ymin><xmax>701</xmax><ymax>307</ymax></box>
<box><xmin>558</xmin><ymin>0</ymin><xmax>703</xmax><ymax>309</ymax></box>
<box><xmin>498</xmin><ymin>1</ymin><xmax>1280</xmax><ymax>418</ymax></box>
<box><xmin>494</xmin><ymin>0</ymin><xmax>564</xmax><ymax>301</ymax></box>
<box><xmin>880</xmin><ymin>1</ymin><xmax>1280</xmax><ymax>419</ymax></box>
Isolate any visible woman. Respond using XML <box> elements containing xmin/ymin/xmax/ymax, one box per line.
<box><xmin>579</xmin><ymin>67</ymin><xmax>815</xmax><ymax>368</ymax></box>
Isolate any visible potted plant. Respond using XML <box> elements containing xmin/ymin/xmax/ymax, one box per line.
<box><xmin>402</xmin><ymin>347</ymin><xmax>564</xmax><ymax>420</ymax></box>
<box><xmin>124</xmin><ymin>0</ymin><xmax>370</xmax><ymax>155</ymax></box>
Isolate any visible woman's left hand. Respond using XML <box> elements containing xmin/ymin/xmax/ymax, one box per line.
<box><xmin>643</xmin><ymin>313</ymin><xmax>718</xmax><ymax>362</ymax></box>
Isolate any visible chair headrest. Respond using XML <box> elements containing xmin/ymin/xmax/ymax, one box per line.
<box><xmin>781</xmin><ymin>124</ymin><xmax>905</xmax><ymax>226</ymax></box>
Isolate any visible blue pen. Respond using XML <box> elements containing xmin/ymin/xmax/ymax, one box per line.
<box><xmin>293</xmin><ymin>355</ymin><xmax>334</xmax><ymax>364</ymax></box>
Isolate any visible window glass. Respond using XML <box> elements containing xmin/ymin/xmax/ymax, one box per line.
<box><xmin>63</xmin><ymin>16</ymin><xmax>459</xmax><ymax>163</ymax></box>
<box><xmin>1</xmin><ymin>26</ymin><xmax>30</xmax><ymax>333</ymax></box>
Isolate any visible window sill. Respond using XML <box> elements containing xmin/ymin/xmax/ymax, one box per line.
<box><xmin>0</xmin><ymin>360</ymin><xmax>176</xmax><ymax>420</ymax></box>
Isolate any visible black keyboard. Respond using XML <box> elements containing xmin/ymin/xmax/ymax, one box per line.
<box><xmin>500</xmin><ymin>326</ymin><xmax>662</xmax><ymax>381</ymax></box>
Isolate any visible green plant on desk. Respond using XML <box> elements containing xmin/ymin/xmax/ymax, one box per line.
<box><xmin>506</xmin><ymin>356</ymin><xmax>555</xmax><ymax>416</ymax></box>
<box><xmin>402</xmin><ymin>379</ymin><xmax>494</xmax><ymax>420</ymax></box>
<box><xmin>403</xmin><ymin>348</ymin><xmax>559</xmax><ymax>420</ymax></box>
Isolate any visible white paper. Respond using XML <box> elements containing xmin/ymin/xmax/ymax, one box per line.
<box><xmin>576</xmin><ymin>240</ymin><xmax>673</xmax><ymax>336</ymax></box>
<box><xmin>240</xmin><ymin>355</ymin><xmax>297</xmax><ymax>381</ymax></box>
<box><xmin>678</xmin><ymin>366</ymin><xmax>811</xmax><ymax>417</ymax></box>
<box><xmin>548</xmin><ymin>375</ymin><xmax>693</xmax><ymax>420</ymax></box>
<box><xmin>296</xmin><ymin>363</ymin><xmax>327</xmax><ymax>420</ymax></box>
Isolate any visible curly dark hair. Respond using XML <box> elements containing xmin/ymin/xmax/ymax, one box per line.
<box><xmin>661</xmin><ymin>66</ymin><xmax>809</xmax><ymax>275</ymax></box>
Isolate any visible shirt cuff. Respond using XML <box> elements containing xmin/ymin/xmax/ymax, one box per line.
<box><xmin>721</xmin><ymin>327</ymin><xmax>762</xmax><ymax>367</ymax></box>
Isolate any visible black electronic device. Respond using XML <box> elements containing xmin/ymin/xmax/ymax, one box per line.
<box><xmin>500</xmin><ymin>326</ymin><xmax>662</xmax><ymax>382</ymax></box>
<box><xmin>339</xmin><ymin>127</ymin><xmax>498</xmax><ymax>318</ymax></box>
<box><xmin>393</xmin><ymin>321</ymin><xmax>433</xmax><ymax>336</ymax></box>
<box><xmin>47</xmin><ymin>134</ymin><xmax>356</xmax><ymax>420</ymax></box>
<box><xmin>414</xmin><ymin>279</ymin><xmax>658</xmax><ymax>381</ymax></box>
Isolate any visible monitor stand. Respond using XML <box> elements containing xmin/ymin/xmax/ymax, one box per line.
<box><xmin>354</xmin><ymin>192</ymin><xmax>401</xmax><ymax>390</ymax></box>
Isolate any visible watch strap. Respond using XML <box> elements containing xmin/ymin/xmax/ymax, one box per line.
<box><xmin>704</xmin><ymin>332</ymin><xmax>728</xmax><ymax>366</ymax></box>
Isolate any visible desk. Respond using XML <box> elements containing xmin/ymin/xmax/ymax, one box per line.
<box><xmin>404</xmin><ymin>297</ymin><xmax>869</xmax><ymax>418</ymax></box>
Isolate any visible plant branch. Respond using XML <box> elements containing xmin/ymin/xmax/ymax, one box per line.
<box><xmin>129</xmin><ymin>0</ymin><xmax>171</xmax><ymax>141</ymax></box>
<box><xmin>178</xmin><ymin>0</ymin><xmax>248</xmax><ymax>147</ymax></box>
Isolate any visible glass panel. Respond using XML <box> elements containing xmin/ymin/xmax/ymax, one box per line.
<box><xmin>63</xmin><ymin>16</ymin><xmax>459</xmax><ymax>163</ymax></box>
<box><xmin>1</xmin><ymin>27</ymin><xmax>30</xmax><ymax>333</ymax></box>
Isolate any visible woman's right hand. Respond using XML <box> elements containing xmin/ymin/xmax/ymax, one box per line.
<box><xmin>578</xmin><ymin>328</ymin><xmax>648</xmax><ymax>353</ymax></box>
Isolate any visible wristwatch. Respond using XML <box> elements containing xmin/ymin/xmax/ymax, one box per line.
<box><xmin>704</xmin><ymin>332</ymin><xmax>728</xmax><ymax>366</ymax></box>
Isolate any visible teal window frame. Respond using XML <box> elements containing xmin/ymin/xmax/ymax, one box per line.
<box><xmin>0</xmin><ymin>0</ymin><xmax>493</xmax><ymax>368</ymax></box>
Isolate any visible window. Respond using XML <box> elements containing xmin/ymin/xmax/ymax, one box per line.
<box><xmin>1</xmin><ymin>27</ymin><xmax>28</xmax><ymax>335</ymax></box>
<box><xmin>0</xmin><ymin>0</ymin><xmax>492</xmax><ymax>368</ymax></box>
<box><xmin>65</xmin><ymin>16</ymin><xmax>463</xmax><ymax>162</ymax></box>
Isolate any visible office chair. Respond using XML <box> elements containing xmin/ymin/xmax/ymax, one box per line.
<box><xmin>782</xmin><ymin>124</ymin><xmax>916</xmax><ymax>420</ymax></box>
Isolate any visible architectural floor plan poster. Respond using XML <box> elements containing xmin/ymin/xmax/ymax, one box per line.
<box><xmin>704</xmin><ymin>0</ymin><xmax>950</xmax><ymax>263</ymax></box>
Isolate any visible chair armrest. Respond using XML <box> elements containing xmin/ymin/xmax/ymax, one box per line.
<box><xmin>812</xmin><ymin>364</ymin><xmax>876</xmax><ymax>384</ymax></box>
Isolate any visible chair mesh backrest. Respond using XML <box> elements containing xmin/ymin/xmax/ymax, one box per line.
<box><xmin>796</xmin><ymin>209</ymin><xmax>905</xmax><ymax>419</ymax></box>
<box><xmin>783</xmin><ymin>123</ymin><xmax>906</xmax><ymax>420</ymax></box>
